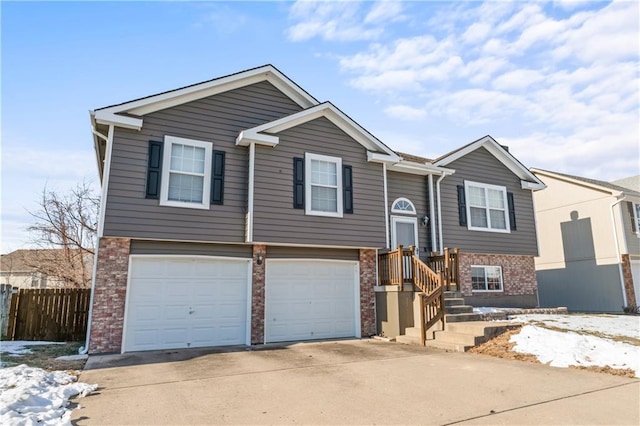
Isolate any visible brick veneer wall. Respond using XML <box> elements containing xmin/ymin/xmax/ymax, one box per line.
<box><xmin>359</xmin><ymin>249</ymin><xmax>377</xmax><ymax>337</ymax></box>
<box><xmin>89</xmin><ymin>237</ymin><xmax>131</xmax><ymax>354</ymax></box>
<box><xmin>459</xmin><ymin>252</ymin><xmax>537</xmax><ymax>297</ymax></box>
<box><xmin>621</xmin><ymin>254</ymin><xmax>637</xmax><ymax>308</ymax></box>
<box><xmin>251</xmin><ymin>244</ymin><xmax>266</xmax><ymax>344</ymax></box>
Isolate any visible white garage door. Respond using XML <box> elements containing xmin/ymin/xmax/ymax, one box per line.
<box><xmin>631</xmin><ymin>261</ymin><xmax>640</xmax><ymax>306</ymax></box>
<box><xmin>124</xmin><ymin>256</ymin><xmax>250</xmax><ymax>352</ymax></box>
<box><xmin>265</xmin><ymin>260</ymin><xmax>359</xmax><ymax>343</ymax></box>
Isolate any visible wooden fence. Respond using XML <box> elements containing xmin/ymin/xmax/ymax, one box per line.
<box><xmin>5</xmin><ymin>288</ymin><xmax>91</xmax><ymax>341</ymax></box>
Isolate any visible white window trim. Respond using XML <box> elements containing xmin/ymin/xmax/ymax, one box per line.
<box><xmin>390</xmin><ymin>216</ymin><xmax>419</xmax><ymax>254</ymax></box>
<box><xmin>391</xmin><ymin>197</ymin><xmax>417</xmax><ymax>215</ymax></box>
<box><xmin>160</xmin><ymin>135</ymin><xmax>212</xmax><ymax>210</ymax></box>
<box><xmin>305</xmin><ymin>152</ymin><xmax>343</xmax><ymax>218</ymax></box>
<box><xmin>633</xmin><ymin>202</ymin><xmax>640</xmax><ymax>238</ymax></box>
<box><xmin>470</xmin><ymin>265</ymin><xmax>504</xmax><ymax>292</ymax></box>
<box><xmin>465</xmin><ymin>180</ymin><xmax>511</xmax><ymax>233</ymax></box>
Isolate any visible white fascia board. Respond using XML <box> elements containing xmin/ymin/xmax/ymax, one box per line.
<box><xmin>389</xmin><ymin>161</ymin><xmax>455</xmax><ymax>176</ymax></box>
<box><xmin>236</xmin><ymin>131</ymin><xmax>279</xmax><ymax>147</ymax></box>
<box><xmin>96</xmin><ymin>66</ymin><xmax>318</xmax><ymax>119</ymax></box>
<box><xmin>367</xmin><ymin>151</ymin><xmax>401</xmax><ymax>163</ymax></box>
<box><xmin>93</xmin><ymin>111</ymin><xmax>143</xmax><ymax>130</ymax></box>
<box><xmin>521</xmin><ymin>180</ymin><xmax>546</xmax><ymax>191</ymax></box>
<box><xmin>243</xmin><ymin>102</ymin><xmax>398</xmax><ymax>157</ymax></box>
<box><xmin>436</xmin><ymin>136</ymin><xmax>543</xmax><ymax>186</ymax></box>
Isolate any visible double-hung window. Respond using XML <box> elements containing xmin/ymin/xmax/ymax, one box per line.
<box><xmin>305</xmin><ymin>153</ymin><xmax>343</xmax><ymax>217</ymax></box>
<box><xmin>160</xmin><ymin>135</ymin><xmax>212</xmax><ymax>209</ymax></box>
<box><xmin>634</xmin><ymin>202</ymin><xmax>640</xmax><ymax>237</ymax></box>
<box><xmin>465</xmin><ymin>181</ymin><xmax>510</xmax><ymax>233</ymax></box>
<box><xmin>471</xmin><ymin>266</ymin><xmax>503</xmax><ymax>291</ymax></box>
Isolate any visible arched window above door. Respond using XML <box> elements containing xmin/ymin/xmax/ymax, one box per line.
<box><xmin>391</xmin><ymin>198</ymin><xmax>416</xmax><ymax>214</ymax></box>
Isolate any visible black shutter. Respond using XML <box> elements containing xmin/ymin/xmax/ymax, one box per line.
<box><xmin>211</xmin><ymin>150</ymin><xmax>225</xmax><ymax>205</ymax></box>
<box><xmin>628</xmin><ymin>202</ymin><xmax>637</xmax><ymax>233</ymax></box>
<box><xmin>293</xmin><ymin>157</ymin><xmax>304</xmax><ymax>209</ymax></box>
<box><xmin>507</xmin><ymin>192</ymin><xmax>516</xmax><ymax>230</ymax></box>
<box><xmin>343</xmin><ymin>165</ymin><xmax>353</xmax><ymax>214</ymax></box>
<box><xmin>457</xmin><ymin>185</ymin><xmax>467</xmax><ymax>226</ymax></box>
<box><xmin>146</xmin><ymin>141</ymin><xmax>163</xmax><ymax>199</ymax></box>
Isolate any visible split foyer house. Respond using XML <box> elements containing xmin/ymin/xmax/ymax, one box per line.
<box><xmin>88</xmin><ymin>65</ymin><xmax>545</xmax><ymax>354</ymax></box>
<box><xmin>532</xmin><ymin>169</ymin><xmax>640</xmax><ymax>312</ymax></box>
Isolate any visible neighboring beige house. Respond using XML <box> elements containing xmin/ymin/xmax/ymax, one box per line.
<box><xmin>0</xmin><ymin>249</ymin><xmax>92</xmax><ymax>289</ymax></box>
<box><xmin>531</xmin><ymin>169</ymin><xmax>640</xmax><ymax>312</ymax></box>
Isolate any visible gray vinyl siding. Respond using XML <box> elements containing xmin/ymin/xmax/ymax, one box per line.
<box><xmin>267</xmin><ymin>246</ymin><xmax>359</xmax><ymax>261</ymax></box>
<box><xmin>622</xmin><ymin>202</ymin><xmax>640</xmax><ymax>256</ymax></box>
<box><xmin>252</xmin><ymin>117</ymin><xmax>386</xmax><ymax>248</ymax></box>
<box><xmin>102</xmin><ymin>81</ymin><xmax>303</xmax><ymax>243</ymax></box>
<box><xmin>537</xmin><ymin>263</ymin><xmax>623</xmax><ymax>313</ymax></box>
<box><xmin>440</xmin><ymin>147</ymin><xmax>538</xmax><ymax>255</ymax></box>
<box><xmin>130</xmin><ymin>240</ymin><xmax>252</xmax><ymax>257</ymax></box>
<box><xmin>386</xmin><ymin>171</ymin><xmax>432</xmax><ymax>255</ymax></box>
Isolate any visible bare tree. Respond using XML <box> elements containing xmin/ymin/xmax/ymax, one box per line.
<box><xmin>25</xmin><ymin>181</ymin><xmax>99</xmax><ymax>288</ymax></box>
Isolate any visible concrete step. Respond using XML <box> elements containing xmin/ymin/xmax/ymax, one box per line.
<box><xmin>424</xmin><ymin>339</ymin><xmax>472</xmax><ymax>352</ymax></box>
<box><xmin>444</xmin><ymin>313</ymin><xmax>483</xmax><ymax>322</ymax></box>
<box><xmin>433</xmin><ymin>330</ymin><xmax>484</xmax><ymax>346</ymax></box>
<box><xmin>444</xmin><ymin>305</ymin><xmax>474</xmax><ymax>314</ymax></box>
<box><xmin>445</xmin><ymin>321</ymin><xmax>512</xmax><ymax>339</ymax></box>
<box><xmin>444</xmin><ymin>298</ymin><xmax>465</xmax><ymax>307</ymax></box>
<box><xmin>443</xmin><ymin>291</ymin><xmax>462</xmax><ymax>298</ymax></box>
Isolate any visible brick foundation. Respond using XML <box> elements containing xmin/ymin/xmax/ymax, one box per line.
<box><xmin>89</xmin><ymin>237</ymin><xmax>131</xmax><ymax>354</ymax></box>
<box><xmin>621</xmin><ymin>254</ymin><xmax>637</xmax><ymax>308</ymax></box>
<box><xmin>359</xmin><ymin>249</ymin><xmax>377</xmax><ymax>337</ymax></box>
<box><xmin>251</xmin><ymin>244</ymin><xmax>266</xmax><ymax>344</ymax></box>
<box><xmin>459</xmin><ymin>253</ymin><xmax>537</xmax><ymax>298</ymax></box>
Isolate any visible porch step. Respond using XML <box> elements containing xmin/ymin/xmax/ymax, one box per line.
<box><xmin>444</xmin><ymin>297</ymin><xmax>465</xmax><ymax>307</ymax></box>
<box><xmin>444</xmin><ymin>291</ymin><xmax>462</xmax><ymax>298</ymax></box>
<box><xmin>395</xmin><ymin>327</ymin><xmax>421</xmax><ymax>345</ymax></box>
<box><xmin>444</xmin><ymin>313</ymin><xmax>483</xmax><ymax>322</ymax></box>
<box><xmin>444</xmin><ymin>305</ymin><xmax>474</xmax><ymax>314</ymax></box>
<box><xmin>427</xmin><ymin>321</ymin><xmax>512</xmax><ymax>352</ymax></box>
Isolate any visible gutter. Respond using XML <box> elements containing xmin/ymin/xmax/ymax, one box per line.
<box><xmin>383</xmin><ymin>163</ymin><xmax>390</xmax><ymax>249</ymax></box>
<box><xmin>428</xmin><ymin>174</ymin><xmax>436</xmax><ymax>252</ymax></box>
<box><xmin>436</xmin><ymin>173</ymin><xmax>446</xmax><ymax>254</ymax></box>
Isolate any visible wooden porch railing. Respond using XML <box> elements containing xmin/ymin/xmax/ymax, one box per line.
<box><xmin>426</xmin><ymin>247</ymin><xmax>460</xmax><ymax>291</ymax></box>
<box><xmin>378</xmin><ymin>245</ymin><xmax>448</xmax><ymax>346</ymax></box>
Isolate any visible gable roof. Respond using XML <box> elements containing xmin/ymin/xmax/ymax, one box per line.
<box><xmin>91</xmin><ymin>65</ymin><xmax>319</xmax><ymax>130</ymax></box>
<box><xmin>237</xmin><ymin>102</ymin><xmax>400</xmax><ymax>158</ymax></box>
<box><xmin>531</xmin><ymin>168</ymin><xmax>640</xmax><ymax>198</ymax></box>
<box><xmin>434</xmin><ymin>135</ymin><xmax>545</xmax><ymax>190</ymax></box>
<box><xmin>611</xmin><ymin>175</ymin><xmax>640</xmax><ymax>192</ymax></box>
<box><xmin>0</xmin><ymin>249</ymin><xmax>89</xmax><ymax>273</ymax></box>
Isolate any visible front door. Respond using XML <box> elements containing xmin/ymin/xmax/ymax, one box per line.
<box><xmin>391</xmin><ymin>216</ymin><xmax>419</xmax><ymax>253</ymax></box>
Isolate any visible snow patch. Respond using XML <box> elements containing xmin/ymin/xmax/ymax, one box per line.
<box><xmin>55</xmin><ymin>354</ymin><xmax>88</xmax><ymax>361</ymax></box>
<box><xmin>510</xmin><ymin>325</ymin><xmax>640</xmax><ymax>377</ymax></box>
<box><xmin>0</xmin><ymin>341</ymin><xmax>64</xmax><ymax>356</ymax></box>
<box><xmin>510</xmin><ymin>314</ymin><xmax>640</xmax><ymax>340</ymax></box>
<box><xmin>0</xmin><ymin>364</ymin><xmax>97</xmax><ymax>426</ymax></box>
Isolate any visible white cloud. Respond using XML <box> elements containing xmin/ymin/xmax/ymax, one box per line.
<box><xmin>492</xmin><ymin>69</ymin><xmax>545</xmax><ymax>91</ymax></box>
<box><xmin>287</xmin><ymin>0</ymin><xmax>404</xmax><ymax>42</ymax></box>
<box><xmin>384</xmin><ymin>104</ymin><xmax>427</xmax><ymax>120</ymax></box>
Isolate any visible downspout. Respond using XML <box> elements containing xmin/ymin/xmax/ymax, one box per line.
<box><xmin>428</xmin><ymin>174</ymin><xmax>436</xmax><ymax>253</ymax></box>
<box><xmin>80</xmin><ymin>124</ymin><xmax>113</xmax><ymax>355</ymax></box>
<box><xmin>610</xmin><ymin>195</ymin><xmax>628</xmax><ymax>307</ymax></box>
<box><xmin>436</xmin><ymin>173</ymin><xmax>447</xmax><ymax>254</ymax></box>
<box><xmin>383</xmin><ymin>163</ymin><xmax>390</xmax><ymax>249</ymax></box>
<box><xmin>247</xmin><ymin>142</ymin><xmax>255</xmax><ymax>242</ymax></box>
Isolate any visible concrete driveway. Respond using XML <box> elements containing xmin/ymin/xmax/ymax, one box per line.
<box><xmin>72</xmin><ymin>339</ymin><xmax>639</xmax><ymax>425</ymax></box>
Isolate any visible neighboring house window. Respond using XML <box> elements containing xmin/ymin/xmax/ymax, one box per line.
<box><xmin>160</xmin><ymin>136</ymin><xmax>212</xmax><ymax>209</ymax></box>
<box><xmin>634</xmin><ymin>203</ymin><xmax>640</xmax><ymax>237</ymax></box>
<box><xmin>471</xmin><ymin>266</ymin><xmax>503</xmax><ymax>292</ymax></box>
<box><xmin>391</xmin><ymin>198</ymin><xmax>416</xmax><ymax>214</ymax></box>
<box><xmin>305</xmin><ymin>153</ymin><xmax>343</xmax><ymax>217</ymax></box>
<box><xmin>465</xmin><ymin>181</ymin><xmax>510</xmax><ymax>233</ymax></box>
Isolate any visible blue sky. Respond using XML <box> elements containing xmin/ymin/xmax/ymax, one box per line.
<box><xmin>1</xmin><ymin>0</ymin><xmax>639</xmax><ymax>253</ymax></box>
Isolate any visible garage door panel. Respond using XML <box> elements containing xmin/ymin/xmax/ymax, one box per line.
<box><xmin>125</xmin><ymin>257</ymin><xmax>249</xmax><ymax>352</ymax></box>
<box><xmin>265</xmin><ymin>260</ymin><xmax>358</xmax><ymax>343</ymax></box>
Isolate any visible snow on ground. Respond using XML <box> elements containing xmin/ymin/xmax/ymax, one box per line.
<box><xmin>508</xmin><ymin>314</ymin><xmax>640</xmax><ymax>377</ymax></box>
<box><xmin>0</xmin><ymin>364</ymin><xmax>97</xmax><ymax>426</ymax></box>
<box><xmin>510</xmin><ymin>314</ymin><xmax>640</xmax><ymax>340</ymax></box>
